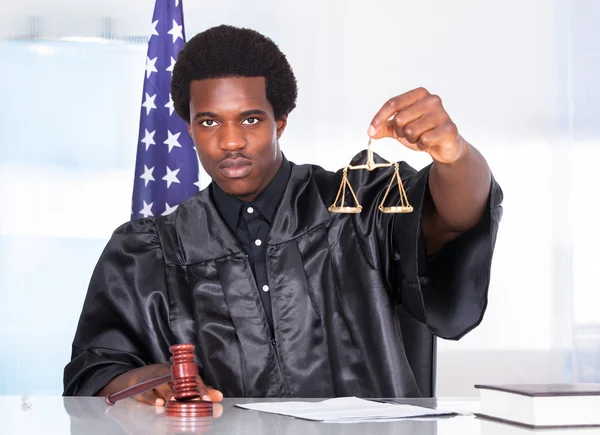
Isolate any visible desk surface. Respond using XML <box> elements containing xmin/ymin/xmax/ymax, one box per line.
<box><xmin>0</xmin><ymin>396</ymin><xmax>536</xmax><ymax>435</ymax></box>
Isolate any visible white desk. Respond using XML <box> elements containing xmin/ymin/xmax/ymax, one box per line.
<box><xmin>0</xmin><ymin>396</ymin><xmax>515</xmax><ymax>435</ymax></box>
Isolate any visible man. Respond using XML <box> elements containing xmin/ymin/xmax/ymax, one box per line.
<box><xmin>64</xmin><ymin>25</ymin><xmax>502</xmax><ymax>405</ymax></box>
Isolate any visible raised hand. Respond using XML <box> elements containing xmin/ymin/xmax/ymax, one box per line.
<box><xmin>368</xmin><ymin>87</ymin><xmax>467</xmax><ymax>165</ymax></box>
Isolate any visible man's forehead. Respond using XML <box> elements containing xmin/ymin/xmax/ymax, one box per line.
<box><xmin>189</xmin><ymin>76</ymin><xmax>267</xmax><ymax>98</ymax></box>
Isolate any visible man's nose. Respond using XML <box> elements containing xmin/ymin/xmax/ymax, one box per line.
<box><xmin>218</xmin><ymin>123</ymin><xmax>247</xmax><ymax>150</ymax></box>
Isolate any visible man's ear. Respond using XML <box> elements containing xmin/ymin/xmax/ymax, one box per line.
<box><xmin>187</xmin><ymin>123</ymin><xmax>193</xmax><ymax>137</ymax></box>
<box><xmin>276</xmin><ymin>115</ymin><xmax>288</xmax><ymax>139</ymax></box>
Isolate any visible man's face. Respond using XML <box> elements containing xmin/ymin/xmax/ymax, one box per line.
<box><xmin>188</xmin><ymin>76</ymin><xmax>287</xmax><ymax>201</ymax></box>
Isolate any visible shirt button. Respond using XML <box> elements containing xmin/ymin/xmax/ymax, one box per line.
<box><xmin>247</xmin><ymin>207</ymin><xmax>254</xmax><ymax>214</ymax></box>
<box><xmin>262</xmin><ymin>285</ymin><xmax>270</xmax><ymax>292</ymax></box>
<box><xmin>255</xmin><ymin>239</ymin><xmax>262</xmax><ymax>246</ymax></box>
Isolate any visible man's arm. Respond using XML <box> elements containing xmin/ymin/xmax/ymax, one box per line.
<box><xmin>423</xmin><ymin>141</ymin><xmax>491</xmax><ymax>253</ymax></box>
<box><xmin>64</xmin><ymin>219</ymin><xmax>224</xmax><ymax>405</ymax></box>
<box><xmin>368</xmin><ymin>87</ymin><xmax>491</xmax><ymax>253</ymax></box>
<box><xmin>368</xmin><ymin>87</ymin><xmax>502</xmax><ymax>340</ymax></box>
<box><xmin>64</xmin><ymin>220</ymin><xmax>180</xmax><ymax>398</ymax></box>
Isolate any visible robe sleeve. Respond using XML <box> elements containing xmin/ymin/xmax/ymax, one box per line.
<box><xmin>63</xmin><ymin>219</ymin><xmax>175</xmax><ymax>396</ymax></box>
<box><xmin>390</xmin><ymin>163</ymin><xmax>503</xmax><ymax>340</ymax></box>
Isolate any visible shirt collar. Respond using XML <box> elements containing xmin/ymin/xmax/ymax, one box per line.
<box><xmin>211</xmin><ymin>155</ymin><xmax>291</xmax><ymax>231</ymax></box>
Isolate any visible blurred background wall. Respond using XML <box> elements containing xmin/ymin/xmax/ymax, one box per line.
<box><xmin>0</xmin><ymin>0</ymin><xmax>598</xmax><ymax>396</ymax></box>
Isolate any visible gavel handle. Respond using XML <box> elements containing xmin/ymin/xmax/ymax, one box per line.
<box><xmin>105</xmin><ymin>374</ymin><xmax>172</xmax><ymax>405</ymax></box>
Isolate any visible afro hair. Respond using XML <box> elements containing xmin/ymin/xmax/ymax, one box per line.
<box><xmin>171</xmin><ymin>24</ymin><xmax>298</xmax><ymax>123</ymax></box>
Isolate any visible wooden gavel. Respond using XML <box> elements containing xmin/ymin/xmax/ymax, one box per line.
<box><xmin>105</xmin><ymin>343</ymin><xmax>213</xmax><ymax>418</ymax></box>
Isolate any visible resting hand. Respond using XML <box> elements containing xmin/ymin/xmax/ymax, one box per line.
<box><xmin>99</xmin><ymin>363</ymin><xmax>223</xmax><ymax>407</ymax></box>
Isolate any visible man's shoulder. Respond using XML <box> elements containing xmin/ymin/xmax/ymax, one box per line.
<box><xmin>289</xmin><ymin>159</ymin><xmax>338</xmax><ymax>185</ymax></box>
<box><xmin>112</xmin><ymin>217</ymin><xmax>159</xmax><ymax>236</ymax></box>
<box><xmin>110</xmin><ymin>189</ymin><xmax>211</xmax><ymax>243</ymax></box>
<box><xmin>154</xmin><ymin>188</ymin><xmax>212</xmax><ymax>225</ymax></box>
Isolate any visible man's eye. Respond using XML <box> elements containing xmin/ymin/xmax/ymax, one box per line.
<box><xmin>242</xmin><ymin>118</ymin><xmax>259</xmax><ymax>125</ymax></box>
<box><xmin>200</xmin><ymin>120</ymin><xmax>218</xmax><ymax>127</ymax></box>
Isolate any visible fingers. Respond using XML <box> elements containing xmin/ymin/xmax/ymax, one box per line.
<box><xmin>373</xmin><ymin>110</ymin><xmax>445</xmax><ymax>152</ymax></box>
<box><xmin>393</xmin><ymin>94</ymin><xmax>444</xmax><ymax>134</ymax></box>
<box><xmin>153</xmin><ymin>382</ymin><xmax>176</xmax><ymax>404</ymax></box>
<box><xmin>418</xmin><ymin>124</ymin><xmax>462</xmax><ymax>161</ymax></box>
<box><xmin>368</xmin><ymin>89</ymin><xmax>462</xmax><ymax>161</ymax></box>
<box><xmin>396</xmin><ymin>113</ymin><xmax>442</xmax><ymax>149</ymax></box>
<box><xmin>378</xmin><ymin>111</ymin><xmax>438</xmax><ymax>151</ymax></box>
<box><xmin>378</xmin><ymin>94</ymin><xmax>443</xmax><ymax>141</ymax></box>
<box><xmin>133</xmin><ymin>376</ymin><xmax>223</xmax><ymax>407</ymax></box>
<box><xmin>212</xmin><ymin>403</ymin><xmax>224</xmax><ymax>419</ymax></box>
<box><xmin>194</xmin><ymin>376</ymin><xmax>212</xmax><ymax>402</ymax></box>
<box><xmin>155</xmin><ymin>380</ymin><xmax>218</xmax><ymax>404</ymax></box>
<box><xmin>135</xmin><ymin>388</ymin><xmax>166</xmax><ymax>406</ymax></box>
<box><xmin>368</xmin><ymin>89</ymin><xmax>451</xmax><ymax>144</ymax></box>
<box><xmin>207</xmin><ymin>387</ymin><xmax>224</xmax><ymax>403</ymax></box>
<box><xmin>368</xmin><ymin>87</ymin><xmax>430</xmax><ymax>138</ymax></box>
<box><xmin>135</xmin><ymin>380</ymin><xmax>176</xmax><ymax>407</ymax></box>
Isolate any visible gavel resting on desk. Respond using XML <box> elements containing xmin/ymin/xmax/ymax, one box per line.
<box><xmin>104</xmin><ymin>344</ymin><xmax>213</xmax><ymax>418</ymax></box>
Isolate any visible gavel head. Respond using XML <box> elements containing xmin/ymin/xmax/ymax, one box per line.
<box><xmin>166</xmin><ymin>344</ymin><xmax>213</xmax><ymax>418</ymax></box>
<box><xmin>169</xmin><ymin>344</ymin><xmax>201</xmax><ymax>401</ymax></box>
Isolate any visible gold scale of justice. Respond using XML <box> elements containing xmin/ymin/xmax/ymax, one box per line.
<box><xmin>329</xmin><ymin>138</ymin><xmax>414</xmax><ymax>214</ymax></box>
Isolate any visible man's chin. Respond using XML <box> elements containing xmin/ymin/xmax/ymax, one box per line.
<box><xmin>225</xmin><ymin>188</ymin><xmax>259</xmax><ymax>200</ymax></box>
<box><xmin>213</xmin><ymin>177</ymin><xmax>260</xmax><ymax>201</ymax></box>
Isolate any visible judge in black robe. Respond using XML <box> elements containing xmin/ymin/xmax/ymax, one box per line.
<box><xmin>63</xmin><ymin>151</ymin><xmax>502</xmax><ymax>398</ymax></box>
<box><xmin>63</xmin><ymin>25</ymin><xmax>503</xmax><ymax>400</ymax></box>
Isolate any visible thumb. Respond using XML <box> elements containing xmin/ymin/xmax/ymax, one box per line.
<box><xmin>368</xmin><ymin>120</ymin><xmax>397</xmax><ymax>140</ymax></box>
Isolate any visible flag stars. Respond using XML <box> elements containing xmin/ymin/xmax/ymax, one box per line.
<box><xmin>162</xmin><ymin>203</ymin><xmax>178</xmax><ymax>216</ymax></box>
<box><xmin>168</xmin><ymin>19</ymin><xmax>183</xmax><ymax>43</ymax></box>
<box><xmin>140</xmin><ymin>165</ymin><xmax>155</xmax><ymax>186</ymax></box>
<box><xmin>145</xmin><ymin>56</ymin><xmax>158</xmax><ymax>78</ymax></box>
<box><xmin>140</xmin><ymin>129</ymin><xmax>156</xmax><ymax>150</ymax></box>
<box><xmin>163</xmin><ymin>166</ymin><xmax>181</xmax><ymax>188</ymax></box>
<box><xmin>165</xmin><ymin>94</ymin><xmax>175</xmax><ymax>116</ymax></box>
<box><xmin>133</xmin><ymin>3</ymin><xmax>199</xmax><ymax>222</ymax></box>
<box><xmin>142</xmin><ymin>93</ymin><xmax>157</xmax><ymax>115</ymax></box>
<box><xmin>164</xmin><ymin>130</ymin><xmax>182</xmax><ymax>152</ymax></box>
<box><xmin>139</xmin><ymin>200</ymin><xmax>154</xmax><ymax>218</ymax></box>
<box><xmin>150</xmin><ymin>20</ymin><xmax>159</xmax><ymax>38</ymax></box>
<box><xmin>194</xmin><ymin>173</ymin><xmax>202</xmax><ymax>191</ymax></box>
<box><xmin>166</xmin><ymin>57</ymin><xmax>176</xmax><ymax>74</ymax></box>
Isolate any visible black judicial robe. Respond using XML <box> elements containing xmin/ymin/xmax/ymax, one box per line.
<box><xmin>63</xmin><ymin>151</ymin><xmax>503</xmax><ymax>398</ymax></box>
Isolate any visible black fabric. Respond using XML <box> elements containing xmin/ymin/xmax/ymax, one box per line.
<box><xmin>210</xmin><ymin>157</ymin><xmax>292</xmax><ymax>336</ymax></box>
<box><xmin>63</xmin><ymin>150</ymin><xmax>503</xmax><ymax>398</ymax></box>
<box><xmin>396</xmin><ymin>304</ymin><xmax>436</xmax><ymax>396</ymax></box>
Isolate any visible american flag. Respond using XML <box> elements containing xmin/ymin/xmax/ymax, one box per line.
<box><xmin>131</xmin><ymin>0</ymin><xmax>200</xmax><ymax>220</ymax></box>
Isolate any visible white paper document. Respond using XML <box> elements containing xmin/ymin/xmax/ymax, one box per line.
<box><xmin>236</xmin><ymin>397</ymin><xmax>455</xmax><ymax>423</ymax></box>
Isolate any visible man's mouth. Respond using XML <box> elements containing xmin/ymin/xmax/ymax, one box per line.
<box><xmin>217</xmin><ymin>158</ymin><xmax>254</xmax><ymax>179</ymax></box>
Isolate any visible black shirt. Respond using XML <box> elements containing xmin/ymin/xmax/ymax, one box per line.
<box><xmin>210</xmin><ymin>156</ymin><xmax>292</xmax><ymax>336</ymax></box>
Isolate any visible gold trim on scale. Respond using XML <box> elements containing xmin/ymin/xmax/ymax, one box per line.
<box><xmin>329</xmin><ymin>139</ymin><xmax>414</xmax><ymax>214</ymax></box>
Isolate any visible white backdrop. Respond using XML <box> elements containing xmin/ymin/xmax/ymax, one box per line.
<box><xmin>0</xmin><ymin>0</ymin><xmax>598</xmax><ymax>396</ymax></box>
